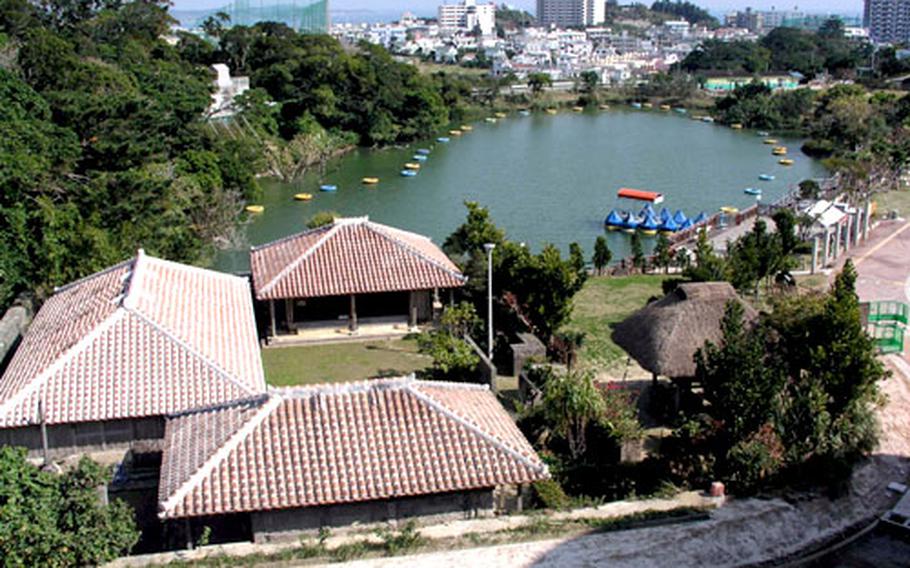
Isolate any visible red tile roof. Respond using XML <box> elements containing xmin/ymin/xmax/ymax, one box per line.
<box><xmin>158</xmin><ymin>378</ymin><xmax>548</xmax><ymax>519</ymax></box>
<box><xmin>0</xmin><ymin>251</ymin><xmax>266</xmax><ymax>428</ymax></box>
<box><xmin>250</xmin><ymin>217</ymin><xmax>466</xmax><ymax>300</ymax></box>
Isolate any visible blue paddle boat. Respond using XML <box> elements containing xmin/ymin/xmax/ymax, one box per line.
<box><xmin>672</xmin><ymin>210</ymin><xmax>688</xmax><ymax>226</ymax></box>
<box><xmin>605</xmin><ymin>209</ymin><xmax>624</xmax><ymax>231</ymax></box>
<box><xmin>659</xmin><ymin>217</ymin><xmax>680</xmax><ymax>233</ymax></box>
<box><xmin>758</xmin><ymin>174</ymin><xmax>775</xmax><ymax>181</ymax></box>
<box><xmin>436</xmin><ymin>137</ymin><xmax>450</xmax><ymax>143</ymax></box>
<box><xmin>319</xmin><ymin>184</ymin><xmax>337</xmax><ymax>192</ymax></box>
<box><xmin>413</xmin><ymin>154</ymin><xmax>428</xmax><ymax>161</ymax></box>
<box><xmin>623</xmin><ymin>213</ymin><xmax>640</xmax><ymax>233</ymax></box>
<box><xmin>416</xmin><ymin>148</ymin><xmax>431</xmax><ymax>155</ymax></box>
<box><xmin>400</xmin><ymin>169</ymin><xmax>417</xmax><ymax>177</ymax></box>
<box><xmin>639</xmin><ymin>214</ymin><xmax>660</xmax><ymax>235</ymax></box>
<box><xmin>691</xmin><ymin>212</ymin><xmax>709</xmax><ymax>226</ymax></box>
<box><xmin>744</xmin><ymin>187</ymin><xmax>762</xmax><ymax>196</ymax></box>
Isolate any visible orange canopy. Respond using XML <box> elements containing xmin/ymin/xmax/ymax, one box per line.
<box><xmin>617</xmin><ymin>188</ymin><xmax>664</xmax><ymax>204</ymax></box>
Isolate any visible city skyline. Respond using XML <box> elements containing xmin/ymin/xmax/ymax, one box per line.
<box><xmin>171</xmin><ymin>0</ymin><xmax>864</xmax><ymax>19</ymax></box>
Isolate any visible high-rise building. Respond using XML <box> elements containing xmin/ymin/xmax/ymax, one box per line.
<box><xmin>866</xmin><ymin>0</ymin><xmax>910</xmax><ymax>43</ymax></box>
<box><xmin>536</xmin><ymin>0</ymin><xmax>604</xmax><ymax>28</ymax></box>
<box><xmin>438</xmin><ymin>0</ymin><xmax>496</xmax><ymax>36</ymax></box>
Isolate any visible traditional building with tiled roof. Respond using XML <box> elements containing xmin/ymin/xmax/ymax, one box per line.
<box><xmin>157</xmin><ymin>377</ymin><xmax>548</xmax><ymax>544</ymax></box>
<box><xmin>250</xmin><ymin>217</ymin><xmax>466</xmax><ymax>343</ymax></box>
<box><xmin>0</xmin><ymin>250</ymin><xmax>266</xmax><ymax>456</ymax></box>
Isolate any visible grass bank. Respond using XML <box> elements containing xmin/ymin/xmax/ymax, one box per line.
<box><xmin>562</xmin><ymin>275</ymin><xmax>665</xmax><ymax>372</ymax></box>
<box><xmin>262</xmin><ymin>338</ymin><xmax>429</xmax><ymax>386</ymax></box>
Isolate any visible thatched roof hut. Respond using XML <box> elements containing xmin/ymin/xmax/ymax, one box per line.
<box><xmin>612</xmin><ymin>282</ymin><xmax>758</xmax><ymax>378</ymax></box>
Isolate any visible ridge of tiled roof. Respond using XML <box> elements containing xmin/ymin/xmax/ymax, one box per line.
<box><xmin>0</xmin><ymin>250</ymin><xmax>265</xmax><ymax>427</ymax></box>
<box><xmin>158</xmin><ymin>376</ymin><xmax>548</xmax><ymax>519</ymax></box>
<box><xmin>251</xmin><ymin>217</ymin><xmax>466</xmax><ymax>300</ymax></box>
<box><xmin>255</xmin><ymin>220</ymin><xmax>348</xmax><ymax>297</ymax></box>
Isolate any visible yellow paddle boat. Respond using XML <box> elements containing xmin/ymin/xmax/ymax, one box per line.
<box><xmin>659</xmin><ymin>104</ymin><xmax>671</xmax><ymax>111</ymax></box>
<box><xmin>731</xmin><ymin>123</ymin><xmax>743</xmax><ymax>129</ymax></box>
<box><xmin>643</xmin><ymin>102</ymin><xmax>653</xmax><ymax>109</ymax></box>
<box><xmin>244</xmin><ymin>205</ymin><xmax>264</xmax><ymax>214</ymax></box>
<box><xmin>449</xmin><ymin>129</ymin><xmax>462</xmax><ymax>136</ymax></box>
<box><xmin>720</xmin><ymin>206</ymin><xmax>739</xmax><ymax>214</ymax></box>
<box><xmin>495</xmin><ymin>112</ymin><xmax>507</xmax><ymax>118</ymax></box>
<box><xmin>772</xmin><ymin>146</ymin><xmax>787</xmax><ymax>156</ymax></box>
<box><xmin>599</xmin><ymin>104</ymin><xmax>610</xmax><ymax>110</ymax></box>
<box><xmin>763</xmin><ymin>138</ymin><xmax>778</xmax><ymax>145</ymax></box>
<box><xmin>362</xmin><ymin>177</ymin><xmax>379</xmax><ymax>185</ymax></box>
<box><xmin>779</xmin><ymin>158</ymin><xmax>794</xmax><ymax>166</ymax></box>
<box><xmin>545</xmin><ymin>108</ymin><xmax>558</xmax><ymax>115</ymax></box>
<box><xmin>573</xmin><ymin>106</ymin><xmax>584</xmax><ymax>112</ymax></box>
<box><xmin>460</xmin><ymin>125</ymin><xmax>473</xmax><ymax>131</ymax></box>
<box><xmin>293</xmin><ymin>193</ymin><xmax>313</xmax><ymax>201</ymax></box>
<box><xmin>404</xmin><ymin>162</ymin><xmax>421</xmax><ymax>170</ymax></box>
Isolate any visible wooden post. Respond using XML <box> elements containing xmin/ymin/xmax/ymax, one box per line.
<box><xmin>349</xmin><ymin>295</ymin><xmax>358</xmax><ymax>332</ymax></box>
<box><xmin>285</xmin><ymin>298</ymin><xmax>294</xmax><ymax>331</ymax></box>
<box><xmin>811</xmin><ymin>236</ymin><xmax>818</xmax><ymax>274</ymax></box>
<box><xmin>408</xmin><ymin>292</ymin><xmax>418</xmax><ymax>328</ymax></box>
<box><xmin>268</xmin><ymin>300</ymin><xmax>276</xmax><ymax>339</ymax></box>
<box><xmin>39</xmin><ymin>399</ymin><xmax>49</xmax><ymax>466</ymax></box>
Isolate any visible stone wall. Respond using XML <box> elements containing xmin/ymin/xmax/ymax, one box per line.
<box><xmin>251</xmin><ymin>489</ymin><xmax>494</xmax><ymax>543</ymax></box>
<box><xmin>0</xmin><ymin>417</ymin><xmax>165</xmax><ymax>458</ymax></box>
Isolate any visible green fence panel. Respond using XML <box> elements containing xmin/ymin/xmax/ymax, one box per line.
<box><xmin>869</xmin><ymin>323</ymin><xmax>905</xmax><ymax>354</ymax></box>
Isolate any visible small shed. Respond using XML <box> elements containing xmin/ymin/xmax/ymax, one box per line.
<box><xmin>612</xmin><ymin>282</ymin><xmax>758</xmax><ymax>380</ymax></box>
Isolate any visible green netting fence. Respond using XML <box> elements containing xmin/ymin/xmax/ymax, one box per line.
<box><xmin>868</xmin><ymin>323</ymin><xmax>905</xmax><ymax>354</ymax></box>
<box><xmin>867</xmin><ymin>301</ymin><xmax>910</xmax><ymax>325</ymax></box>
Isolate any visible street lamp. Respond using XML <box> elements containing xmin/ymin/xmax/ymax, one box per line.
<box><xmin>483</xmin><ymin>243</ymin><xmax>496</xmax><ymax>361</ymax></box>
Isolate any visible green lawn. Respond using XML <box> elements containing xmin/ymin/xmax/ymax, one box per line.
<box><xmin>874</xmin><ymin>188</ymin><xmax>910</xmax><ymax>218</ymax></box>
<box><xmin>262</xmin><ymin>338</ymin><xmax>431</xmax><ymax>386</ymax></box>
<box><xmin>562</xmin><ymin>275</ymin><xmax>665</xmax><ymax>371</ymax></box>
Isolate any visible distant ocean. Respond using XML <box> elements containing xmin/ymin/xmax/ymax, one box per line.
<box><xmin>171</xmin><ymin>7</ymin><xmax>434</xmax><ymax>28</ymax></box>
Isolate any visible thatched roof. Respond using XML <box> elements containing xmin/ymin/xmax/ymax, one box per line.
<box><xmin>611</xmin><ymin>282</ymin><xmax>758</xmax><ymax>378</ymax></box>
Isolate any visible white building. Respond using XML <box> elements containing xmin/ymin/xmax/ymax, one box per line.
<box><xmin>438</xmin><ymin>0</ymin><xmax>496</xmax><ymax>36</ymax></box>
<box><xmin>536</xmin><ymin>0</ymin><xmax>604</xmax><ymax>28</ymax></box>
<box><xmin>209</xmin><ymin>64</ymin><xmax>250</xmax><ymax>120</ymax></box>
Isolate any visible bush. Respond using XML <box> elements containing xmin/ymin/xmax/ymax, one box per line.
<box><xmin>530</xmin><ymin>478</ymin><xmax>572</xmax><ymax>510</ymax></box>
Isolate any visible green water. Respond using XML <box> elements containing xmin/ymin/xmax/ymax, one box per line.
<box><xmin>215</xmin><ymin>108</ymin><xmax>826</xmax><ymax>273</ymax></box>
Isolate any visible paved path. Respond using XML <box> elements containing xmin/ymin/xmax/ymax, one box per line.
<box><xmin>837</xmin><ymin>219</ymin><xmax>910</xmax><ymax>303</ymax></box>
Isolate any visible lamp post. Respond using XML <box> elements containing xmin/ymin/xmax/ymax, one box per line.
<box><xmin>483</xmin><ymin>243</ymin><xmax>496</xmax><ymax>361</ymax></box>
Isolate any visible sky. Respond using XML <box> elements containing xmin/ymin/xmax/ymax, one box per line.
<box><xmin>171</xmin><ymin>0</ymin><xmax>864</xmax><ymax>19</ymax></box>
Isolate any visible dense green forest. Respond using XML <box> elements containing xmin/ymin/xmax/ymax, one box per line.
<box><xmin>0</xmin><ymin>0</ymin><xmax>466</xmax><ymax>307</ymax></box>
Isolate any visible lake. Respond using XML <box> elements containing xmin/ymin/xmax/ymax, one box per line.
<box><xmin>215</xmin><ymin>108</ymin><xmax>826</xmax><ymax>273</ymax></box>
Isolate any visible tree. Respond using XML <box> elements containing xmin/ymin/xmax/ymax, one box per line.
<box><xmin>0</xmin><ymin>447</ymin><xmax>139</xmax><ymax>565</ymax></box>
<box><xmin>417</xmin><ymin>302</ymin><xmax>481</xmax><ymax>381</ymax></box>
<box><xmin>527</xmin><ymin>72</ymin><xmax>552</xmax><ymax>96</ymax></box>
<box><xmin>630</xmin><ymin>231</ymin><xmax>645</xmax><ymax>271</ymax></box>
<box><xmin>306</xmin><ymin>210</ymin><xmax>339</xmax><ymax>229</ymax></box>
<box><xmin>653</xmin><ymin>233</ymin><xmax>672</xmax><ymax>274</ymax></box>
<box><xmin>683</xmin><ymin>229</ymin><xmax>726</xmax><ymax>282</ymax></box>
<box><xmin>579</xmin><ymin>70</ymin><xmax>599</xmax><ymax>94</ymax></box>
<box><xmin>592</xmin><ymin>235</ymin><xmax>612</xmax><ymax>275</ymax></box>
<box><xmin>541</xmin><ymin>369</ymin><xmax>606</xmax><ymax>459</ymax></box>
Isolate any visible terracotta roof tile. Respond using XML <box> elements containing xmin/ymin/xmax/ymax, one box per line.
<box><xmin>250</xmin><ymin>218</ymin><xmax>466</xmax><ymax>300</ymax></box>
<box><xmin>158</xmin><ymin>378</ymin><xmax>548</xmax><ymax>519</ymax></box>
<box><xmin>0</xmin><ymin>251</ymin><xmax>266</xmax><ymax>427</ymax></box>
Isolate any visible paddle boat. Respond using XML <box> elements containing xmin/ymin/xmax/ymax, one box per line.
<box><xmin>779</xmin><ymin>158</ymin><xmax>794</xmax><ymax>166</ymax></box>
<box><xmin>758</xmin><ymin>174</ymin><xmax>775</xmax><ymax>181</ymax></box>
<box><xmin>674</xmin><ymin>107</ymin><xmax>687</xmax><ymax>114</ymax></box>
<box><xmin>519</xmin><ymin>109</ymin><xmax>531</xmax><ymax>116</ymax></box>
<box><xmin>701</xmin><ymin>116</ymin><xmax>715</xmax><ymax>123</ymax></box>
<box><xmin>720</xmin><ymin>206</ymin><xmax>739</xmax><ymax>214</ymax></box>
<box><xmin>672</xmin><ymin>210</ymin><xmax>688</xmax><ymax>226</ymax></box>
<box><xmin>599</xmin><ymin>104</ymin><xmax>610</xmax><ymax>110</ymax></box>
<box><xmin>642</xmin><ymin>102</ymin><xmax>653</xmax><ymax>109</ymax></box>
<box><xmin>413</xmin><ymin>154</ymin><xmax>428</xmax><ymax>162</ymax></box>
<box><xmin>604</xmin><ymin>209</ymin><xmax>624</xmax><ymax>231</ymax></box>
<box><xmin>718</xmin><ymin>206</ymin><xmax>738</xmax><ymax>228</ymax></box>
<box><xmin>416</xmin><ymin>148</ymin><xmax>431</xmax><ymax>155</ymax></box>
<box><xmin>658</xmin><ymin>207</ymin><xmax>671</xmax><ymax>223</ymax></box>
<box><xmin>622</xmin><ymin>213</ymin><xmax>640</xmax><ymax>233</ymax></box>
<box><xmin>244</xmin><ymin>205</ymin><xmax>264</xmax><ymax>214</ymax></box>
<box><xmin>743</xmin><ymin>187</ymin><xmax>762</xmax><ymax>196</ymax></box>
<box><xmin>485</xmin><ymin>117</ymin><xmax>497</xmax><ymax>123</ymax></box>
<box><xmin>639</xmin><ymin>214</ymin><xmax>659</xmax><ymax>235</ymax></box>
<box><xmin>545</xmin><ymin>108</ymin><xmax>558</xmax><ymax>115</ymax></box>
<box><xmin>639</xmin><ymin>202</ymin><xmax>656</xmax><ymax>218</ymax></box>
<box><xmin>460</xmin><ymin>125</ymin><xmax>473</xmax><ymax>131</ymax></box>
<box><xmin>573</xmin><ymin>106</ymin><xmax>584</xmax><ymax>112</ymax></box>
<box><xmin>757</xmin><ymin>131</ymin><xmax>770</xmax><ymax>137</ymax></box>
<box><xmin>400</xmin><ymin>169</ymin><xmax>417</xmax><ymax>177</ymax></box>
<box><xmin>436</xmin><ymin>137</ymin><xmax>450</xmax><ymax>143</ymax></box>
<box><xmin>631</xmin><ymin>102</ymin><xmax>643</xmax><ymax>109</ymax></box>
<box><xmin>679</xmin><ymin>218</ymin><xmax>693</xmax><ymax>230</ymax></box>
<box><xmin>362</xmin><ymin>177</ymin><xmax>380</xmax><ymax>184</ymax></box>
<box><xmin>294</xmin><ymin>193</ymin><xmax>313</xmax><ymax>201</ymax></box>
<box><xmin>449</xmin><ymin>129</ymin><xmax>462</xmax><ymax>136</ymax></box>
<box><xmin>659</xmin><ymin>104</ymin><xmax>671</xmax><ymax>111</ymax></box>
<box><xmin>763</xmin><ymin>138</ymin><xmax>779</xmax><ymax>145</ymax></box>
<box><xmin>731</xmin><ymin>123</ymin><xmax>743</xmax><ymax>129</ymax></box>
<box><xmin>319</xmin><ymin>184</ymin><xmax>337</xmax><ymax>192</ymax></box>
<box><xmin>495</xmin><ymin>112</ymin><xmax>508</xmax><ymax>118</ymax></box>
<box><xmin>659</xmin><ymin>216</ymin><xmax>680</xmax><ymax>234</ymax></box>
<box><xmin>691</xmin><ymin>211</ymin><xmax>709</xmax><ymax>226</ymax></box>
<box><xmin>404</xmin><ymin>162</ymin><xmax>421</xmax><ymax>170</ymax></box>
<box><xmin>772</xmin><ymin>146</ymin><xmax>787</xmax><ymax>156</ymax></box>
